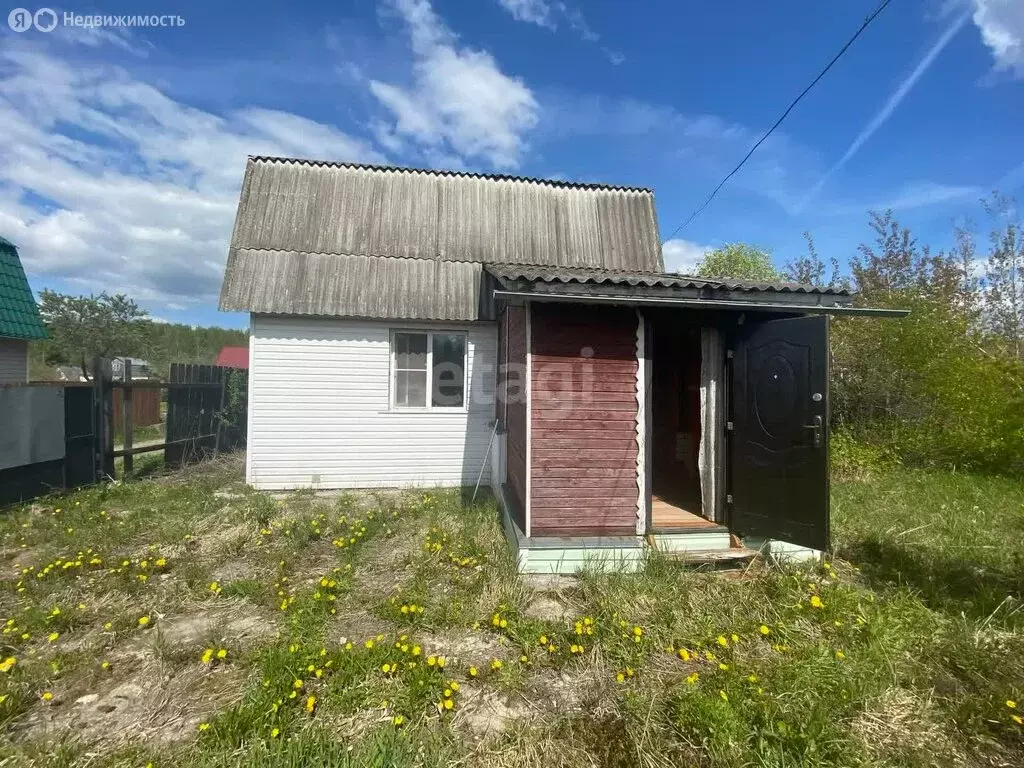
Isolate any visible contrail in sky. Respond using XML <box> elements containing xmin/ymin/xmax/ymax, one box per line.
<box><xmin>799</xmin><ymin>8</ymin><xmax>972</xmax><ymax>211</ymax></box>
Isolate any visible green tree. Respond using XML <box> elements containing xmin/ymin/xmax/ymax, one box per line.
<box><xmin>38</xmin><ymin>291</ymin><xmax>149</xmax><ymax>379</ymax></box>
<box><xmin>782</xmin><ymin>232</ymin><xmax>846</xmax><ymax>289</ymax></box>
<box><xmin>982</xmin><ymin>193</ymin><xmax>1024</xmax><ymax>359</ymax></box>
<box><xmin>831</xmin><ymin>210</ymin><xmax>1024</xmax><ymax>472</ymax></box>
<box><xmin>695</xmin><ymin>243</ymin><xmax>779</xmax><ymax>281</ymax></box>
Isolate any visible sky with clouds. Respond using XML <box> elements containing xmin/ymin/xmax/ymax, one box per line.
<box><xmin>0</xmin><ymin>0</ymin><xmax>1022</xmax><ymax>328</ymax></box>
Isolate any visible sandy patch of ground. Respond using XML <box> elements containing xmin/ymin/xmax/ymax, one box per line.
<box><xmin>523</xmin><ymin>595</ymin><xmax>573</xmax><ymax>623</ymax></box>
<box><xmin>456</xmin><ymin>685</ymin><xmax>533</xmax><ymax>740</ymax></box>
<box><xmin>17</xmin><ymin>661</ymin><xmax>243</xmax><ymax>746</ymax></box>
<box><xmin>416</xmin><ymin>628</ymin><xmax>511</xmax><ymax>667</ymax></box>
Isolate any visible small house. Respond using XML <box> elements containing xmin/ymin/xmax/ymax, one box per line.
<box><xmin>0</xmin><ymin>237</ymin><xmax>46</xmax><ymax>384</ymax></box>
<box><xmin>219</xmin><ymin>157</ymin><xmax>903</xmax><ymax>573</ymax></box>
<box><xmin>110</xmin><ymin>357</ymin><xmax>153</xmax><ymax>381</ymax></box>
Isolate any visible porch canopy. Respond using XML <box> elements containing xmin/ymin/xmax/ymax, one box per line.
<box><xmin>486</xmin><ymin>264</ymin><xmax>908</xmax><ymax>317</ymax></box>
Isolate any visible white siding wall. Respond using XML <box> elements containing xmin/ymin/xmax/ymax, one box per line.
<box><xmin>0</xmin><ymin>338</ymin><xmax>28</xmax><ymax>384</ymax></box>
<box><xmin>249</xmin><ymin>315</ymin><xmax>498</xmax><ymax>490</ymax></box>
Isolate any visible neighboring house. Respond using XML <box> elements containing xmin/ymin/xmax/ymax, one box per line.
<box><xmin>111</xmin><ymin>357</ymin><xmax>152</xmax><ymax>381</ymax></box>
<box><xmin>0</xmin><ymin>237</ymin><xmax>47</xmax><ymax>384</ymax></box>
<box><xmin>215</xmin><ymin>345</ymin><xmax>250</xmax><ymax>369</ymax></box>
<box><xmin>220</xmin><ymin>156</ymin><xmax>904</xmax><ymax>573</ymax></box>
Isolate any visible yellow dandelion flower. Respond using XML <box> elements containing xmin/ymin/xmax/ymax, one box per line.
<box><xmin>835</xmin><ymin>650</ymin><xmax>846</xmax><ymax>660</ymax></box>
<box><xmin>719</xmin><ymin>690</ymin><xmax>729</xmax><ymax>702</ymax></box>
<box><xmin>731</xmin><ymin>634</ymin><xmax>740</xmax><ymax>643</ymax></box>
<box><xmin>216</xmin><ymin>649</ymin><xmax>228</xmax><ymax>660</ymax></box>
<box><xmin>365</xmin><ymin>640</ymin><xmax>375</xmax><ymax>649</ymax></box>
<box><xmin>686</xmin><ymin>673</ymin><xmax>699</xmax><ymax>685</ymax></box>
<box><xmin>633</xmin><ymin>626</ymin><xmax>643</xmax><ymax>637</ymax></box>
<box><xmin>427</xmin><ymin>655</ymin><xmax>437</xmax><ymax>667</ymax></box>
<box><xmin>305</xmin><ymin>695</ymin><xmax>316</xmax><ymax>713</ymax></box>
<box><xmin>41</xmin><ymin>691</ymin><xmax>54</xmax><ymax>701</ymax></box>
<box><xmin>201</xmin><ymin>649</ymin><xmax>214</xmax><ymax>665</ymax></box>
<box><xmin>443</xmin><ymin>698</ymin><xmax>454</xmax><ymax>710</ymax></box>
<box><xmin>450</xmin><ymin>681</ymin><xmax>460</xmax><ymax>692</ymax></box>
<box><xmin>491</xmin><ymin>659</ymin><xmax>503</xmax><ymax>670</ymax></box>
<box><xmin>678</xmin><ymin>648</ymin><xmax>691</xmax><ymax>661</ymax></box>
<box><xmin>1012</xmin><ymin>714</ymin><xmax>1022</xmax><ymax>725</ymax></box>
<box><xmin>437</xmin><ymin>656</ymin><xmax>446</xmax><ymax>668</ymax></box>
<box><xmin>293</xmin><ymin>679</ymin><xmax>304</xmax><ymax>689</ymax></box>
<box><xmin>103</xmin><ymin>622</ymin><xmax>113</xmax><ymax>630</ymax></box>
<box><xmin>100</xmin><ymin>661</ymin><xmax>111</xmax><ymax>670</ymax></box>
<box><xmin>615</xmin><ymin>672</ymin><xmax>625</xmax><ymax>683</ymax></box>
<box><xmin>810</xmin><ymin>596</ymin><xmax>824</xmax><ymax>609</ymax></box>
<box><xmin>392</xmin><ymin>715</ymin><xmax>405</xmax><ymax>726</ymax></box>
<box><xmin>759</xmin><ymin>625</ymin><xmax>771</xmax><ymax>635</ymax></box>
<box><xmin>47</xmin><ymin>632</ymin><xmax>59</xmax><ymax>643</ymax></box>
<box><xmin>137</xmin><ymin>616</ymin><xmax>150</xmax><ymax>627</ymax></box>
<box><xmin>270</xmin><ymin>727</ymin><xmax>280</xmax><ymax>738</ymax></box>
<box><xmin>198</xmin><ymin>722</ymin><xmax>210</xmax><ymax>731</ymax></box>
<box><xmin>468</xmin><ymin>666</ymin><xmax>478</xmax><ymax>677</ymax></box>
<box><xmin>1007</xmin><ymin>700</ymin><xmax>1017</xmax><ymax>709</ymax></box>
<box><xmin>716</xmin><ymin>635</ymin><xmax>728</xmax><ymax>647</ymax></box>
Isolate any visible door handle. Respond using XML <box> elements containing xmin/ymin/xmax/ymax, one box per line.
<box><xmin>804</xmin><ymin>415</ymin><xmax>823</xmax><ymax>448</ymax></box>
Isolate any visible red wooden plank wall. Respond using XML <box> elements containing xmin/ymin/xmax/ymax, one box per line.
<box><xmin>504</xmin><ymin>306</ymin><xmax>528</xmax><ymax>531</ymax></box>
<box><xmin>530</xmin><ymin>303</ymin><xmax>639</xmax><ymax>536</ymax></box>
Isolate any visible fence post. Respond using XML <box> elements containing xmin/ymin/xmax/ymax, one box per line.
<box><xmin>122</xmin><ymin>359</ymin><xmax>134</xmax><ymax>478</ymax></box>
<box><xmin>93</xmin><ymin>356</ymin><xmax>114</xmax><ymax>480</ymax></box>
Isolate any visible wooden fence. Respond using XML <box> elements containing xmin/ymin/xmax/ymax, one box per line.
<box><xmin>112</xmin><ymin>387</ymin><xmax>161</xmax><ymax>434</ymax></box>
<box><xmin>112</xmin><ymin>359</ymin><xmax>248</xmax><ymax>477</ymax></box>
<box><xmin>0</xmin><ymin>357</ymin><xmax>247</xmax><ymax>505</ymax></box>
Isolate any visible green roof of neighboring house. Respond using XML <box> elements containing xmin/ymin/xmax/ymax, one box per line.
<box><xmin>0</xmin><ymin>237</ymin><xmax>47</xmax><ymax>340</ymax></box>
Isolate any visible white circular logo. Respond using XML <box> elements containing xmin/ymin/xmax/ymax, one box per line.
<box><xmin>7</xmin><ymin>7</ymin><xmax>33</xmax><ymax>31</ymax></box>
<box><xmin>34</xmin><ymin>7</ymin><xmax>57</xmax><ymax>32</ymax></box>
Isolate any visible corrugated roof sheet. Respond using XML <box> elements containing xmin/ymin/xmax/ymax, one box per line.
<box><xmin>0</xmin><ymin>240</ymin><xmax>47</xmax><ymax>340</ymax></box>
<box><xmin>221</xmin><ymin>250</ymin><xmax>484</xmax><ymax>321</ymax></box>
<box><xmin>220</xmin><ymin>156</ymin><xmax>663</xmax><ymax>319</ymax></box>
<box><xmin>485</xmin><ymin>264</ymin><xmax>850</xmax><ymax>296</ymax></box>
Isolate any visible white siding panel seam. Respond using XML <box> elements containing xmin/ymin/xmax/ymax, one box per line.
<box><xmin>249</xmin><ymin>316</ymin><xmax>497</xmax><ymax>490</ymax></box>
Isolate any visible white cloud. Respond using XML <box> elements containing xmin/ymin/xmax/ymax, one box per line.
<box><xmin>972</xmin><ymin>0</ymin><xmax>1024</xmax><ymax>76</ymax></box>
<box><xmin>0</xmin><ymin>45</ymin><xmax>383</xmax><ymax>309</ymax></box>
<box><xmin>494</xmin><ymin>0</ymin><xmax>623</xmax><ymax>63</ymax></box>
<box><xmin>371</xmin><ymin>0</ymin><xmax>539</xmax><ymax>168</ymax></box>
<box><xmin>662</xmin><ymin>239</ymin><xmax>712</xmax><ymax>274</ymax></box>
<box><xmin>497</xmin><ymin>0</ymin><xmax>556</xmax><ymax>30</ymax></box>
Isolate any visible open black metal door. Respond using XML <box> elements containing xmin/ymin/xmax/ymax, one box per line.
<box><xmin>730</xmin><ymin>315</ymin><xmax>829</xmax><ymax>550</ymax></box>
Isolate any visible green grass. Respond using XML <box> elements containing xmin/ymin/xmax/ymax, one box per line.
<box><xmin>0</xmin><ymin>458</ymin><xmax>1021</xmax><ymax>766</ymax></box>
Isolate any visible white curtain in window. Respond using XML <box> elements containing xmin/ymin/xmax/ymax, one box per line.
<box><xmin>698</xmin><ymin>327</ymin><xmax>725</xmax><ymax>522</ymax></box>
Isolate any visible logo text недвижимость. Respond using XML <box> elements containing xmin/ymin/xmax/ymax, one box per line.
<box><xmin>8</xmin><ymin>8</ymin><xmax>184</xmax><ymax>32</ymax></box>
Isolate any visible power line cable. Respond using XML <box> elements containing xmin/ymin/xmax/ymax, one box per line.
<box><xmin>663</xmin><ymin>0</ymin><xmax>894</xmax><ymax>241</ymax></box>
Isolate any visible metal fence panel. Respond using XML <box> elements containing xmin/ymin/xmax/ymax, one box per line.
<box><xmin>0</xmin><ymin>386</ymin><xmax>66</xmax><ymax>470</ymax></box>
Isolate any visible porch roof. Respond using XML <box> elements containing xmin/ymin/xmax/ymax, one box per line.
<box><xmin>486</xmin><ymin>264</ymin><xmax>909</xmax><ymax>316</ymax></box>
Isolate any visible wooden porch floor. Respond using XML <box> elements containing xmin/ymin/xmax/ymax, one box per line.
<box><xmin>651</xmin><ymin>493</ymin><xmax>719</xmax><ymax>530</ymax></box>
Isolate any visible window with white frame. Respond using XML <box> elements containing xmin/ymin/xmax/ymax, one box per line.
<box><xmin>391</xmin><ymin>331</ymin><xmax>467</xmax><ymax>409</ymax></box>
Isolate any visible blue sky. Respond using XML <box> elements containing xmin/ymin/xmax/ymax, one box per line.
<box><xmin>1</xmin><ymin>0</ymin><xmax>1022</xmax><ymax>329</ymax></box>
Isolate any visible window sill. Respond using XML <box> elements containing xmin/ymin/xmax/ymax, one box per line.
<box><xmin>381</xmin><ymin>407</ymin><xmax>469</xmax><ymax>415</ymax></box>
